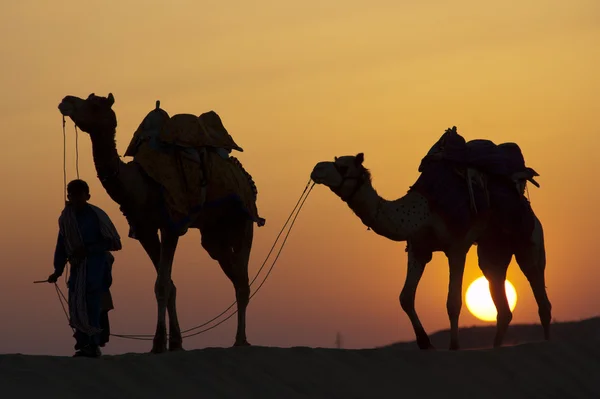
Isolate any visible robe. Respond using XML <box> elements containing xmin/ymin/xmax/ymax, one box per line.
<box><xmin>53</xmin><ymin>204</ymin><xmax>121</xmax><ymax>349</ymax></box>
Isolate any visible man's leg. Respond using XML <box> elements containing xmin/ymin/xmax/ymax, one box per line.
<box><xmin>68</xmin><ymin>268</ymin><xmax>91</xmax><ymax>352</ymax></box>
<box><xmin>74</xmin><ymin>257</ymin><xmax>105</xmax><ymax>357</ymax></box>
<box><xmin>99</xmin><ymin>309</ymin><xmax>110</xmax><ymax>347</ymax></box>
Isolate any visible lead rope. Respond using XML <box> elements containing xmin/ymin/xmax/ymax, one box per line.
<box><xmin>75</xmin><ymin>124</ymin><xmax>80</xmax><ymax>179</ymax></box>
<box><xmin>179</xmin><ymin>181</ymin><xmax>314</xmax><ymax>339</ymax></box>
<box><xmin>62</xmin><ymin>116</ymin><xmax>67</xmax><ymax>204</ymax></box>
<box><xmin>52</xmin><ymin>179</ymin><xmax>315</xmax><ymax>341</ymax></box>
<box><xmin>62</xmin><ymin>116</ymin><xmax>81</xmax><ymax>196</ymax></box>
<box><xmin>115</xmin><ymin>179</ymin><xmax>315</xmax><ymax>340</ymax></box>
<box><xmin>58</xmin><ymin>117</ymin><xmax>81</xmax><ymax>331</ymax></box>
<box><xmin>55</xmin><ymin>116</ymin><xmax>315</xmax><ymax>340</ymax></box>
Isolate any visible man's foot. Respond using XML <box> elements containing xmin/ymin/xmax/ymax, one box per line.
<box><xmin>73</xmin><ymin>346</ymin><xmax>101</xmax><ymax>358</ymax></box>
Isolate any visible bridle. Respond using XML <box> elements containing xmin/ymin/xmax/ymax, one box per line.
<box><xmin>331</xmin><ymin>162</ymin><xmax>368</xmax><ymax>202</ymax></box>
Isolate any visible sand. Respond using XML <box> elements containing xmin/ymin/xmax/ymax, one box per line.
<box><xmin>2</xmin><ymin>342</ymin><xmax>598</xmax><ymax>398</ymax></box>
<box><xmin>2</xmin><ymin>320</ymin><xmax>599</xmax><ymax>399</ymax></box>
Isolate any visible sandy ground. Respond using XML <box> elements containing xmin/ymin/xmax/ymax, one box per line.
<box><xmin>2</xmin><ymin>320</ymin><xmax>599</xmax><ymax>399</ymax></box>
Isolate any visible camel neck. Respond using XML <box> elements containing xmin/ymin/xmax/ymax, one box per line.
<box><xmin>346</xmin><ymin>182</ymin><xmax>422</xmax><ymax>242</ymax></box>
<box><xmin>89</xmin><ymin>129</ymin><xmax>126</xmax><ymax>204</ymax></box>
<box><xmin>89</xmin><ymin>129</ymin><xmax>121</xmax><ymax>180</ymax></box>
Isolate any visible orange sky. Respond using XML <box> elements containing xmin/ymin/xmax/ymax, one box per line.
<box><xmin>0</xmin><ymin>0</ymin><xmax>598</xmax><ymax>355</ymax></box>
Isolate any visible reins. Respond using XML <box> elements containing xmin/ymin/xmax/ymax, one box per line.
<box><xmin>47</xmin><ymin>118</ymin><xmax>316</xmax><ymax>341</ymax></box>
<box><xmin>49</xmin><ymin>178</ymin><xmax>314</xmax><ymax>341</ymax></box>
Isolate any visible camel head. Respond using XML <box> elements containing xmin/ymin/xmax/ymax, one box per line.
<box><xmin>58</xmin><ymin>93</ymin><xmax>117</xmax><ymax>134</ymax></box>
<box><xmin>311</xmin><ymin>153</ymin><xmax>370</xmax><ymax>201</ymax></box>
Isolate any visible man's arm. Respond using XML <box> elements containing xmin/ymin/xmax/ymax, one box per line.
<box><xmin>53</xmin><ymin>232</ymin><xmax>68</xmax><ymax>277</ymax></box>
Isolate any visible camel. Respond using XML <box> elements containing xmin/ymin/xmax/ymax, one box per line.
<box><xmin>58</xmin><ymin>93</ymin><xmax>261</xmax><ymax>353</ymax></box>
<box><xmin>310</xmin><ymin>150</ymin><xmax>551</xmax><ymax>350</ymax></box>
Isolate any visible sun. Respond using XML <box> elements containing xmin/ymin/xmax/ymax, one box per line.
<box><xmin>465</xmin><ymin>276</ymin><xmax>517</xmax><ymax>322</ymax></box>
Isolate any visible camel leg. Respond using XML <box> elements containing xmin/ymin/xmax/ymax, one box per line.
<box><xmin>230</xmin><ymin>220</ymin><xmax>253</xmax><ymax>346</ymax></box>
<box><xmin>477</xmin><ymin>240</ymin><xmax>513</xmax><ymax>348</ymax></box>
<box><xmin>400</xmin><ymin>247</ymin><xmax>434</xmax><ymax>350</ymax></box>
<box><xmin>166</xmin><ymin>281</ymin><xmax>183</xmax><ymax>350</ymax></box>
<box><xmin>138</xmin><ymin>232</ymin><xmax>183</xmax><ymax>351</ymax></box>
<box><xmin>201</xmin><ymin>218</ymin><xmax>253</xmax><ymax>347</ymax></box>
<box><xmin>515</xmin><ymin>216</ymin><xmax>551</xmax><ymax>341</ymax></box>
<box><xmin>152</xmin><ymin>229</ymin><xmax>179</xmax><ymax>354</ymax></box>
<box><xmin>446</xmin><ymin>251</ymin><xmax>466</xmax><ymax>350</ymax></box>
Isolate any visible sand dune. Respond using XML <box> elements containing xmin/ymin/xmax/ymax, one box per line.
<box><xmin>2</xmin><ymin>319</ymin><xmax>599</xmax><ymax>399</ymax></box>
<box><xmin>384</xmin><ymin>316</ymin><xmax>600</xmax><ymax>350</ymax></box>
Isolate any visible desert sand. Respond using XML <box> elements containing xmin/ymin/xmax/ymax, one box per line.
<box><xmin>1</xmin><ymin>318</ymin><xmax>598</xmax><ymax>399</ymax></box>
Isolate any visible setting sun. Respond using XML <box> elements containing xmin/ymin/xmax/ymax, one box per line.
<box><xmin>465</xmin><ymin>277</ymin><xmax>518</xmax><ymax>322</ymax></box>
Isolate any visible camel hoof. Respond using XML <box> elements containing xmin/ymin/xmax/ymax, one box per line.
<box><xmin>169</xmin><ymin>343</ymin><xmax>185</xmax><ymax>352</ymax></box>
<box><xmin>449</xmin><ymin>343</ymin><xmax>460</xmax><ymax>351</ymax></box>
<box><xmin>233</xmin><ymin>340</ymin><xmax>251</xmax><ymax>347</ymax></box>
<box><xmin>416</xmin><ymin>336</ymin><xmax>434</xmax><ymax>350</ymax></box>
<box><xmin>151</xmin><ymin>341</ymin><xmax>168</xmax><ymax>354</ymax></box>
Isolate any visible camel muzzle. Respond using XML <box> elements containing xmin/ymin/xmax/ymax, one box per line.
<box><xmin>58</xmin><ymin>96</ymin><xmax>85</xmax><ymax>117</ymax></box>
<box><xmin>310</xmin><ymin>164</ymin><xmax>327</xmax><ymax>184</ymax></box>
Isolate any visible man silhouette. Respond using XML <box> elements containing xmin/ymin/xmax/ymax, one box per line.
<box><xmin>48</xmin><ymin>179</ymin><xmax>121</xmax><ymax>357</ymax></box>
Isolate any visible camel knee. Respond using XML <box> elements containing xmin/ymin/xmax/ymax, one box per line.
<box><xmin>497</xmin><ymin>308</ymin><xmax>513</xmax><ymax>326</ymax></box>
<box><xmin>446</xmin><ymin>297</ymin><xmax>462</xmax><ymax>320</ymax></box>
<box><xmin>399</xmin><ymin>290</ymin><xmax>415</xmax><ymax>313</ymax></box>
<box><xmin>154</xmin><ymin>279</ymin><xmax>171</xmax><ymax>304</ymax></box>
<box><xmin>539</xmin><ymin>301</ymin><xmax>551</xmax><ymax>325</ymax></box>
<box><xmin>166</xmin><ymin>282</ymin><xmax>179</xmax><ymax>318</ymax></box>
<box><xmin>539</xmin><ymin>309</ymin><xmax>551</xmax><ymax>328</ymax></box>
<box><xmin>234</xmin><ymin>281</ymin><xmax>250</xmax><ymax>305</ymax></box>
<box><xmin>540</xmin><ymin>304</ymin><xmax>551</xmax><ymax>340</ymax></box>
<box><xmin>168</xmin><ymin>281</ymin><xmax>177</xmax><ymax>299</ymax></box>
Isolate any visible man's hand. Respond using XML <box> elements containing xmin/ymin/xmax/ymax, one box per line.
<box><xmin>47</xmin><ymin>273</ymin><xmax>60</xmax><ymax>284</ymax></box>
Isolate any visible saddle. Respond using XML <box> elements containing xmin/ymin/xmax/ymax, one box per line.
<box><xmin>420</xmin><ymin>126</ymin><xmax>540</xmax><ymax>213</ymax></box>
<box><xmin>123</xmin><ymin>101</ymin><xmax>263</xmax><ymax>236</ymax></box>
<box><xmin>124</xmin><ymin>101</ymin><xmax>243</xmax><ymax>158</ymax></box>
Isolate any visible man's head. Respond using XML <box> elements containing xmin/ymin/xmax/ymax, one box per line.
<box><xmin>67</xmin><ymin>179</ymin><xmax>91</xmax><ymax>209</ymax></box>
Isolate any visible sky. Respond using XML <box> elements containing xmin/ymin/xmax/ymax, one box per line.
<box><xmin>0</xmin><ymin>0</ymin><xmax>598</xmax><ymax>356</ymax></box>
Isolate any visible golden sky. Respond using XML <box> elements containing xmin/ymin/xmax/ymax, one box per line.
<box><xmin>0</xmin><ymin>0</ymin><xmax>598</xmax><ymax>355</ymax></box>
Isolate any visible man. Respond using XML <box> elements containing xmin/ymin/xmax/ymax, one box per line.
<box><xmin>48</xmin><ymin>179</ymin><xmax>122</xmax><ymax>358</ymax></box>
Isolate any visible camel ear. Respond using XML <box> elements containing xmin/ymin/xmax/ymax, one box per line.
<box><xmin>355</xmin><ymin>153</ymin><xmax>364</xmax><ymax>165</ymax></box>
<box><xmin>107</xmin><ymin>93</ymin><xmax>115</xmax><ymax>107</ymax></box>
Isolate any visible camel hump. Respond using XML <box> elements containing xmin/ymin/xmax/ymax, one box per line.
<box><xmin>158</xmin><ymin>112</ymin><xmax>244</xmax><ymax>152</ymax></box>
<box><xmin>124</xmin><ymin>101</ymin><xmax>171</xmax><ymax>157</ymax></box>
<box><xmin>419</xmin><ymin>127</ymin><xmax>537</xmax><ymax>180</ymax></box>
<box><xmin>125</xmin><ymin>103</ymin><xmax>244</xmax><ymax>158</ymax></box>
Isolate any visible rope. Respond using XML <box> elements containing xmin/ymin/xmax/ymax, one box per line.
<box><xmin>180</xmin><ymin>180</ymin><xmax>314</xmax><ymax>339</ymax></box>
<box><xmin>54</xmin><ymin>283</ymin><xmax>75</xmax><ymax>333</ymax></box>
<box><xmin>62</xmin><ymin>116</ymin><xmax>67</xmax><ymax>204</ymax></box>
<box><xmin>62</xmin><ymin>119</ymin><xmax>81</xmax><ymax>199</ymax></box>
<box><xmin>114</xmin><ymin>179</ymin><xmax>314</xmax><ymax>340</ymax></box>
<box><xmin>50</xmin><ymin>179</ymin><xmax>315</xmax><ymax>341</ymax></box>
<box><xmin>56</xmin><ymin>117</ymin><xmax>315</xmax><ymax>340</ymax></box>
<box><xmin>75</xmin><ymin>125</ymin><xmax>80</xmax><ymax>179</ymax></box>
